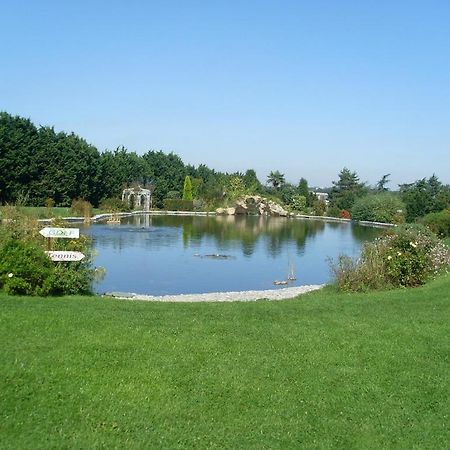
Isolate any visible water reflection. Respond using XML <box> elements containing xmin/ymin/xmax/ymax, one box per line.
<box><xmin>85</xmin><ymin>215</ymin><xmax>382</xmax><ymax>295</ymax></box>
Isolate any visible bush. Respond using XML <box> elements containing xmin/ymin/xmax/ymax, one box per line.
<box><xmin>0</xmin><ymin>208</ymin><xmax>98</xmax><ymax>296</ymax></box>
<box><xmin>0</xmin><ymin>240</ymin><xmax>53</xmax><ymax>295</ymax></box>
<box><xmin>312</xmin><ymin>200</ymin><xmax>326</xmax><ymax>216</ymax></box>
<box><xmin>71</xmin><ymin>198</ymin><xmax>93</xmax><ymax>218</ymax></box>
<box><xmin>100</xmin><ymin>197</ymin><xmax>130</xmax><ymax>213</ymax></box>
<box><xmin>331</xmin><ymin>224</ymin><xmax>450</xmax><ymax>292</ymax></box>
<box><xmin>290</xmin><ymin>195</ymin><xmax>306</xmax><ymax>212</ymax></box>
<box><xmin>163</xmin><ymin>199</ymin><xmax>194</xmax><ymax>211</ymax></box>
<box><xmin>340</xmin><ymin>209</ymin><xmax>351</xmax><ymax>219</ymax></box>
<box><xmin>351</xmin><ymin>194</ymin><xmax>405</xmax><ymax>224</ymax></box>
<box><xmin>421</xmin><ymin>209</ymin><xmax>450</xmax><ymax>237</ymax></box>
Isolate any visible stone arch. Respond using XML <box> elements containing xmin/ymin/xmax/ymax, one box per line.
<box><xmin>122</xmin><ymin>186</ymin><xmax>152</xmax><ymax>211</ymax></box>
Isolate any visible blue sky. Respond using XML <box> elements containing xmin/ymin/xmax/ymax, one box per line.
<box><xmin>1</xmin><ymin>0</ymin><xmax>449</xmax><ymax>187</ymax></box>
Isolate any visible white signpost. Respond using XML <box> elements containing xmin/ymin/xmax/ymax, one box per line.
<box><xmin>39</xmin><ymin>227</ymin><xmax>85</xmax><ymax>261</ymax></box>
<box><xmin>39</xmin><ymin>227</ymin><xmax>80</xmax><ymax>239</ymax></box>
<box><xmin>45</xmin><ymin>251</ymin><xmax>85</xmax><ymax>262</ymax></box>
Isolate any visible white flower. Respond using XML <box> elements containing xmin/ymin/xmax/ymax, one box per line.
<box><xmin>7</xmin><ymin>273</ymin><xmax>13</xmax><ymax>278</ymax></box>
<box><xmin>397</xmin><ymin>252</ymin><xmax>402</xmax><ymax>256</ymax></box>
<box><xmin>410</xmin><ymin>242</ymin><xmax>417</xmax><ymax>248</ymax></box>
<box><xmin>387</xmin><ymin>255</ymin><xmax>392</xmax><ymax>260</ymax></box>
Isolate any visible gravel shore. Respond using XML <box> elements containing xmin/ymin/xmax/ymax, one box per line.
<box><xmin>106</xmin><ymin>284</ymin><xmax>324</xmax><ymax>303</ymax></box>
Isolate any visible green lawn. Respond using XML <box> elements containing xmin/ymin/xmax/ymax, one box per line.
<box><xmin>0</xmin><ymin>206</ymin><xmax>102</xmax><ymax>220</ymax></box>
<box><xmin>1</xmin><ymin>276</ymin><xmax>449</xmax><ymax>449</ymax></box>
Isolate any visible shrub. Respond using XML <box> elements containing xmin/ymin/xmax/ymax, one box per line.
<box><xmin>163</xmin><ymin>199</ymin><xmax>194</xmax><ymax>211</ymax></box>
<box><xmin>327</xmin><ymin>205</ymin><xmax>341</xmax><ymax>218</ymax></box>
<box><xmin>100</xmin><ymin>197</ymin><xmax>130</xmax><ymax>213</ymax></box>
<box><xmin>0</xmin><ymin>240</ymin><xmax>53</xmax><ymax>295</ymax></box>
<box><xmin>340</xmin><ymin>209</ymin><xmax>351</xmax><ymax>219</ymax></box>
<box><xmin>312</xmin><ymin>200</ymin><xmax>326</xmax><ymax>216</ymax></box>
<box><xmin>0</xmin><ymin>208</ymin><xmax>98</xmax><ymax>296</ymax></box>
<box><xmin>45</xmin><ymin>198</ymin><xmax>55</xmax><ymax>208</ymax></box>
<box><xmin>183</xmin><ymin>176</ymin><xmax>193</xmax><ymax>201</ymax></box>
<box><xmin>421</xmin><ymin>209</ymin><xmax>450</xmax><ymax>237</ymax></box>
<box><xmin>291</xmin><ymin>195</ymin><xmax>306</xmax><ymax>212</ymax></box>
<box><xmin>351</xmin><ymin>194</ymin><xmax>405</xmax><ymax>224</ymax></box>
<box><xmin>330</xmin><ymin>224</ymin><xmax>450</xmax><ymax>292</ymax></box>
<box><xmin>71</xmin><ymin>198</ymin><xmax>93</xmax><ymax>218</ymax></box>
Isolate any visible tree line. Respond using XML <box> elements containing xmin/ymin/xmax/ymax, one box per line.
<box><xmin>1</xmin><ymin>112</ymin><xmax>449</xmax><ymax>223</ymax></box>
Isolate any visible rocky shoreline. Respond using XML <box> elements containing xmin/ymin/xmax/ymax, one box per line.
<box><xmin>105</xmin><ymin>284</ymin><xmax>324</xmax><ymax>303</ymax></box>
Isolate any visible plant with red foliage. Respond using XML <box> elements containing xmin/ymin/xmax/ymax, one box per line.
<box><xmin>340</xmin><ymin>209</ymin><xmax>351</xmax><ymax>219</ymax></box>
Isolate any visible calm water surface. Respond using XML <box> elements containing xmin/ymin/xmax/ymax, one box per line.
<box><xmin>86</xmin><ymin>215</ymin><xmax>382</xmax><ymax>295</ymax></box>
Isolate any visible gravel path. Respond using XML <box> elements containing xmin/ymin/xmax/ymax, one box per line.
<box><xmin>106</xmin><ymin>284</ymin><xmax>324</xmax><ymax>303</ymax></box>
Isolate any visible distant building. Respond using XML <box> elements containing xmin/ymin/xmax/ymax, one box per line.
<box><xmin>311</xmin><ymin>191</ymin><xmax>329</xmax><ymax>204</ymax></box>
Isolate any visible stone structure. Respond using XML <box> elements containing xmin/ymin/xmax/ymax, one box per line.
<box><xmin>122</xmin><ymin>186</ymin><xmax>152</xmax><ymax>211</ymax></box>
<box><xmin>216</xmin><ymin>195</ymin><xmax>288</xmax><ymax>217</ymax></box>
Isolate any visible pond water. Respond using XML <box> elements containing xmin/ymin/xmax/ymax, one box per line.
<box><xmin>85</xmin><ymin>215</ymin><xmax>382</xmax><ymax>295</ymax></box>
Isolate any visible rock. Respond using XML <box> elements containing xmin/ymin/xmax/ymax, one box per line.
<box><xmin>217</xmin><ymin>196</ymin><xmax>288</xmax><ymax>217</ymax></box>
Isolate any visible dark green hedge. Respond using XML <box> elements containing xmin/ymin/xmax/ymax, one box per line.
<box><xmin>163</xmin><ymin>199</ymin><xmax>194</xmax><ymax>211</ymax></box>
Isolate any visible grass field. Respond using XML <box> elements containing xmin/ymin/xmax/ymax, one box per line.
<box><xmin>1</xmin><ymin>275</ymin><xmax>449</xmax><ymax>448</ymax></box>
<box><xmin>0</xmin><ymin>206</ymin><xmax>102</xmax><ymax>220</ymax></box>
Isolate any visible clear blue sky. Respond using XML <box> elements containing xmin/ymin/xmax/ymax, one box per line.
<box><xmin>1</xmin><ymin>0</ymin><xmax>449</xmax><ymax>187</ymax></box>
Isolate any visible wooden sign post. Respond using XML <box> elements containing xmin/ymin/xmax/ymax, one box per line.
<box><xmin>39</xmin><ymin>227</ymin><xmax>85</xmax><ymax>261</ymax></box>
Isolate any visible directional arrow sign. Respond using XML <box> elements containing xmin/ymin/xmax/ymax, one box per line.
<box><xmin>39</xmin><ymin>227</ymin><xmax>79</xmax><ymax>239</ymax></box>
<box><xmin>45</xmin><ymin>251</ymin><xmax>85</xmax><ymax>262</ymax></box>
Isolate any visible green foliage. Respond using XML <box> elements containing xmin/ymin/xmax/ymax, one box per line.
<box><xmin>290</xmin><ymin>194</ymin><xmax>307</xmax><ymax>212</ymax></box>
<box><xmin>99</xmin><ymin>197</ymin><xmax>130</xmax><ymax>213</ymax></box>
<box><xmin>182</xmin><ymin>175</ymin><xmax>193</xmax><ymax>201</ymax></box>
<box><xmin>400</xmin><ymin>175</ymin><xmax>450</xmax><ymax>222</ymax></box>
<box><xmin>70</xmin><ymin>198</ymin><xmax>93</xmax><ymax>218</ymax></box>
<box><xmin>375</xmin><ymin>173</ymin><xmax>391</xmax><ymax>192</ymax></box>
<box><xmin>165</xmin><ymin>190</ymin><xmax>181</xmax><ymax>200</ymax></box>
<box><xmin>243</xmin><ymin>169</ymin><xmax>262</xmax><ymax>193</ymax></box>
<box><xmin>45</xmin><ymin>198</ymin><xmax>55</xmax><ymax>208</ymax></box>
<box><xmin>0</xmin><ymin>240</ymin><xmax>53</xmax><ymax>295</ymax></box>
<box><xmin>329</xmin><ymin>167</ymin><xmax>367</xmax><ymax>211</ymax></box>
<box><xmin>0</xmin><ymin>208</ymin><xmax>97</xmax><ymax>296</ymax></box>
<box><xmin>163</xmin><ymin>199</ymin><xmax>194</xmax><ymax>211</ymax></box>
<box><xmin>351</xmin><ymin>193</ymin><xmax>405</xmax><ymax>224</ymax></box>
<box><xmin>313</xmin><ymin>199</ymin><xmax>326</xmax><ymax>216</ymax></box>
<box><xmin>226</xmin><ymin>176</ymin><xmax>246</xmax><ymax>201</ymax></box>
<box><xmin>421</xmin><ymin>209</ymin><xmax>450</xmax><ymax>237</ymax></box>
<box><xmin>267</xmin><ymin>170</ymin><xmax>285</xmax><ymax>190</ymax></box>
<box><xmin>331</xmin><ymin>224</ymin><xmax>450</xmax><ymax>291</ymax></box>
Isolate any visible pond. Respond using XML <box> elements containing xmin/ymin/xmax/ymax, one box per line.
<box><xmin>86</xmin><ymin>215</ymin><xmax>382</xmax><ymax>295</ymax></box>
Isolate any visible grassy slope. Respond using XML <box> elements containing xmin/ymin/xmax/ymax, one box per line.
<box><xmin>0</xmin><ymin>206</ymin><xmax>102</xmax><ymax>220</ymax></box>
<box><xmin>1</xmin><ymin>276</ymin><xmax>449</xmax><ymax>449</ymax></box>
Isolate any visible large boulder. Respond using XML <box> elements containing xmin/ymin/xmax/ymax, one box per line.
<box><xmin>217</xmin><ymin>196</ymin><xmax>288</xmax><ymax>217</ymax></box>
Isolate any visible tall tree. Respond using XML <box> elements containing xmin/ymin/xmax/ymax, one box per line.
<box><xmin>329</xmin><ymin>167</ymin><xmax>367</xmax><ymax>211</ymax></box>
<box><xmin>267</xmin><ymin>170</ymin><xmax>285</xmax><ymax>190</ymax></box>
<box><xmin>376</xmin><ymin>173</ymin><xmax>391</xmax><ymax>192</ymax></box>
<box><xmin>399</xmin><ymin>175</ymin><xmax>450</xmax><ymax>221</ymax></box>
<box><xmin>182</xmin><ymin>176</ymin><xmax>193</xmax><ymax>200</ymax></box>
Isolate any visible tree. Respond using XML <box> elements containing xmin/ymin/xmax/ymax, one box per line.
<box><xmin>351</xmin><ymin>193</ymin><xmax>405</xmax><ymax>224</ymax></box>
<box><xmin>227</xmin><ymin>176</ymin><xmax>246</xmax><ymax>200</ymax></box>
<box><xmin>267</xmin><ymin>170</ymin><xmax>285</xmax><ymax>190</ymax></box>
<box><xmin>182</xmin><ymin>176</ymin><xmax>193</xmax><ymax>201</ymax></box>
<box><xmin>298</xmin><ymin>178</ymin><xmax>309</xmax><ymax>197</ymax></box>
<box><xmin>243</xmin><ymin>169</ymin><xmax>262</xmax><ymax>193</ymax></box>
<box><xmin>376</xmin><ymin>174</ymin><xmax>391</xmax><ymax>192</ymax></box>
<box><xmin>329</xmin><ymin>167</ymin><xmax>367</xmax><ymax>211</ymax></box>
<box><xmin>399</xmin><ymin>175</ymin><xmax>450</xmax><ymax>222</ymax></box>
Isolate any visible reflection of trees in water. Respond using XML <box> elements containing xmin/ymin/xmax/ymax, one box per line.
<box><xmin>351</xmin><ymin>223</ymin><xmax>385</xmax><ymax>242</ymax></box>
<box><xmin>91</xmin><ymin>216</ymin><xmax>379</xmax><ymax>257</ymax></box>
<box><xmin>173</xmin><ymin>215</ymin><xmax>327</xmax><ymax>256</ymax></box>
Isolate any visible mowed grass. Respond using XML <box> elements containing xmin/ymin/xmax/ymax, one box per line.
<box><xmin>0</xmin><ymin>206</ymin><xmax>102</xmax><ymax>220</ymax></box>
<box><xmin>1</xmin><ymin>276</ymin><xmax>449</xmax><ymax>448</ymax></box>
